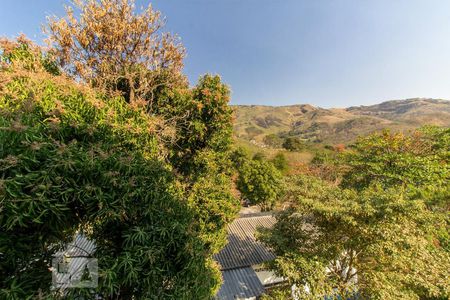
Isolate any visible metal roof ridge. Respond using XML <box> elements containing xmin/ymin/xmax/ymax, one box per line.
<box><xmin>237</xmin><ymin>211</ymin><xmax>274</xmax><ymax>219</ymax></box>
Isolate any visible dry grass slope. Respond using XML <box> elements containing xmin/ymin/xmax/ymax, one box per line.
<box><xmin>233</xmin><ymin>98</ymin><xmax>450</xmax><ymax>146</ymax></box>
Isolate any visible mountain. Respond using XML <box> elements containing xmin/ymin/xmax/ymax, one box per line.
<box><xmin>233</xmin><ymin>98</ymin><xmax>450</xmax><ymax>146</ymax></box>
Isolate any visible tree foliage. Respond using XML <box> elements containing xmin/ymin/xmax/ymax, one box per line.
<box><xmin>46</xmin><ymin>0</ymin><xmax>239</xmax><ymax>272</ymax></box>
<box><xmin>309</xmin><ymin>149</ymin><xmax>345</xmax><ymax>184</ymax></box>
<box><xmin>230</xmin><ymin>147</ymin><xmax>251</xmax><ymax>170</ymax></box>
<box><xmin>0</xmin><ymin>32</ymin><xmax>237</xmax><ymax>300</ymax></box>
<box><xmin>264</xmin><ymin>133</ymin><xmax>284</xmax><ymax>148</ymax></box>
<box><xmin>46</xmin><ymin>0</ymin><xmax>235</xmax><ymax>179</ymax></box>
<box><xmin>253</xmin><ymin>151</ymin><xmax>267</xmax><ymax>161</ymax></box>
<box><xmin>46</xmin><ymin>0</ymin><xmax>186</xmax><ymax>105</ymax></box>
<box><xmin>283</xmin><ymin>137</ymin><xmax>304</xmax><ymax>151</ymax></box>
<box><xmin>260</xmin><ymin>128</ymin><xmax>450</xmax><ymax>299</ymax></box>
<box><xmin>260</xmin><ymin>175</ymin><xmax>449</xmax><ymax>300</ymax></box>
<box><xmin>341</xmin><ymin>128</ymin><xmax>449</xmax><ymax>193</ymax></box>
<box><xmin>271</xmin><ymin>152</ymin><xmax>289</xmax><ymax>174</ymax></box>
<box><xmin>236</xmin><ymin>158</ymin><xmax>283</xmax><ymax>211</ymax></box>
<box><xmin>169</xmin><ymin>74</ymin><xmax>234</xmax><ymax>175</ymax></box>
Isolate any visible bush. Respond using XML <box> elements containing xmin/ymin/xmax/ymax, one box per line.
<box><xmin>253</xmin><ymin>151</ymin><xmax>267</xmax><ymax>161</ymax></box>
<box><xmin>282</xmin><ymin>137</ymin><xmax>304</xmax><ymax>151</ymax></box>
<box><xmin>230</xmin><ymin>147</ymin><xmax>251</xmax><ymax>169</ymax></box>
<box><xmin>264</xmin><ymin>133</ymin><xmax>284</xmax><ymax>148</ymax></box>
<box><xmin>271</xmin><ymin>152</ymin><xmax>289</xmax><ymax>173</ymax></box>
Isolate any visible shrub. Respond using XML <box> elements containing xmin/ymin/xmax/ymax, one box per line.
<box><xmin>282</xmin><ymin>136</ymin><xmax>304</xmax><ymax>151</ymax></box>
<box><xmin>253</xmin><ymin>151</ymin><xmax>267</xmax><ymax>161</ymax></box>
<box><xmin>263</xmin><ymin>133</ymin><xmax>284</xmax><ymax>148</ymax></box>
<box><xmin>271</xmin><ymin>152</ymin><xmax>289</xmax><ymax>173</ymax></box>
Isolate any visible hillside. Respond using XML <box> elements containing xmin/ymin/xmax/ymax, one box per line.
<box><xmin>233</xmin><ymin>98</ymin><xmax>450</xmax><ymax>146</ymax></box>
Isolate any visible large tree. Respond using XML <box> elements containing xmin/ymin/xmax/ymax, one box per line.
<box><xmin>46</xmin><ymin>0</ymin><xmax>186</xmax><ymax>106</ymax></box>
<box><xmin>260</xmin><ymin>175</ymin><xmax>449</xmax><ymax>300</ymax></box>
<box><xmin>46</xmin><ymin>0</ymin><xmax>239</xmax><ymax>256</ymax></box>
<box><xmin>260</xmin><ymin>128</ymin><xmax>450</xmax><ymax>299</ymax></box>
<box><xmin>341</xmin><ymin>128</ymin><xmax>449</xmax><ymax>194</ymax></box>
<box><xmin>1</xmin><ymin>7</ymin><xmax>238</xmax><ymax>297</ymax></box>
<box><xmin>236</xmin><ymin>158</ymin><xmax>283</xmax><ymax>211</ymax></box>
<box><xmin>46</xmin><ymin>0</ymin><xmax>235</xmax><ymax>177</ymax></box>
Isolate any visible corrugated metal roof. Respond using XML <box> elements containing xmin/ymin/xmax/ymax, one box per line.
<box><xmin>52</xmin><ymin>234</ymin><xmax>97</xmax><ymax>290</ymax></box>
<box><xmin>214</xmin><ymin>214</ymin><xmax>276</xmax><ymax>270</ymax></box>
<box><xmin>54</xmin><ymin>234</ymin><xmax>96</xmax><ymax>257</ymax></box>
<box><xmin>216</xmin><ymin>267</ymin><xmax>265</xmax><ymax>300</ymax></box>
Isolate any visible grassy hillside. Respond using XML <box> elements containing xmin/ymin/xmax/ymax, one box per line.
<box><xmin>233</xmin><ymin>98</ymin><xmax>450</xmax><ymax>146</ymax></box>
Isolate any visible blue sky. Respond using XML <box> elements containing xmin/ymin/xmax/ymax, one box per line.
<box><xmin>1</xmin><ymin>0</ymin><xmax>450</xmax><ymax>107</ymax></box>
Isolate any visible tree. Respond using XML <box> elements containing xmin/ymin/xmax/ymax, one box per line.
<box><xmin>309</xmin><ymin>149</ymin><xmax>345</xmax><ymax>183</ymax></box>
<box><xmin>253</xmin><ymin>151</ymin><xmax>267</xmax><ymax>161</ymax></box>
<box><xmin>46</xmin><ymin>2</ymin><xmax>240</xmax><ymax>297</ymax></box>
<box><xmin>260</xmin><ymin>128</ymin><xmax>450</xmax><ymax>299</ymax></box>
<box><xmin>264</xmin><ymin>134</ymin><xmax>284</xmax><ymax>148</ymax></box>
<box><xmin>230</xmin><ymin>147</ymin><xmax>251</xmax><ymax>169</ymax></box>
<box><xmin>170</xmin><ymin>74</ymin><xmax>235</xmax><ymax>175</ymax></box>
<box><xmin>271</xmin><ymin>152</ymin><xmax>289</xmax><ymax>174</ymax></box>
<box><xmin>341</xmin><ymin>128</ymin><xmax>449</xmax><ymax>192</ymax></box>
<box><xmin>340</xmin><ymin>126</ymin><xmax>449</xmax><ymax>252</ymax></box>
<box><xmin>237</xmin><ymin>159</ymin><xmax>283</xmax><ymax>211</ymax></box>
<box><xmin>47</xmin><ymin>0</ymin><xmax>240</xmax><ymax>286</ymax></box>
<box><xmin>259</xmin><ymin>175</ymin><xmax>450</xmax><ymax>300</ymax></box>
<box><xmin>178</xmin><ymin>75</ymin><xmax>240</xmax><ymax>258</ymax></box>
<box><xmin>46</xmin><ymin>0</ymin><xmax>186</xmax><ymax>105</ymax></box>
<box><xmin>47</xmin><ymin>0</ymin><xmax>237</xmax><ymax>182</ymax></box>
<box><xmin>283</xmin><ymin>137</ymin><xmax>304</xmax><ymax>151</ymax></box>
<box><xmin>0</xmin><ymin>37</ymin><xmax>236</xmax><ymax>300</ymax></box>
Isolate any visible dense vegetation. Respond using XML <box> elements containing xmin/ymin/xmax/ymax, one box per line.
<box><xmin>260</xmin><ymin>128</ymin><xmax>450</xmax><ymax>299</ymax></box>
<box><xmin>236</xmin><ymin>156</ymin><xmax>283</xmax><ymax>211</ymax></box>
<box><xmin>0</xmin><ymin>1</ymin><xmax>238</xmax><ymax>298</ymax></box>
<box><xmin>1</xmin><ymin>1</ymin><xmax>449</xmax><ymax>299</ymax></box>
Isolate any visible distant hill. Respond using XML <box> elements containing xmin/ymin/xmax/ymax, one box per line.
<box><xmin>233</xmin><ymin>98</ymin><xmax>450</xmax><ymax>146</ymax></box>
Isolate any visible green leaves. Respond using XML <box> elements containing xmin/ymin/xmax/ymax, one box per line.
<box><xmin>1</xmin><ymin>41</ymin><xmax>238</xmax><ymax>299</ymax></box>
<box><xmin>262</xmin><ymin>128</ymin><xmax>449</xmax><ymax>299</ymax></box>
<box><xmin>341</xmin><ymin>128</ymin><xmax>450</xmax><ymax>194</ymax></box>
<box><xmin>261</xmin><ymin>173</ymin><xmax>449</xmax><ymax>298</ymax></box>
<box><xmin>283</xmin><ymin>137</ymin><xmax>305</xmax><ymax>152</ymax></box>
<box><xmin>237</xmin><ymin>158</ymin><xmax>284</xmax><ymax>211</ymax></box>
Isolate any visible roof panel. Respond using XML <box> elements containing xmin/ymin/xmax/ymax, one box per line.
<box><xmin>214</xmin><ymin>214</ymin><xmax>276</xmax><ymax>270</ymax></box>
<box><xmin>216</xmin><ymin>267</ymin><xmax>265</xmax><ymax>300</ymax></box>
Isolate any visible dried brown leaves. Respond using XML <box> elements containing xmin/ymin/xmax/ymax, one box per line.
<box><xmin>45</xmin><ymin>0</ymin><xmax>187</xmax><ymax>106</ymax></box>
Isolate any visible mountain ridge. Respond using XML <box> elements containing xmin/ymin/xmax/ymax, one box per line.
<box><xmin>233</xmin><ymin>98</ymin><xmax>450</xmax><ymax>145</ymax></box>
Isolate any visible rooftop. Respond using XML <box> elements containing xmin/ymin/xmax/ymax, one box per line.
<box><xmin>214</xmin><ymin>213</ymin><xmax>276</xmax><ymax>270</ymax></box>
<box><xmin>215</xmin><ymin>267</ymin><xmax>265</xmax><ymax>300</ymax></box>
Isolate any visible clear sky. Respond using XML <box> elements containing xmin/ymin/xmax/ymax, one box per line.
<box><xmin>1</xmin><ymin>0</ymin><xmax>450</xmax><ymax>107</ymax></box>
